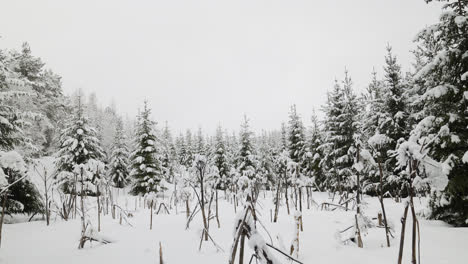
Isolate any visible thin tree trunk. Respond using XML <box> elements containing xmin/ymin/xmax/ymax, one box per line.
<box><xmin>299</xmin><ymin>187</ymin><xmax>302</xmax><ymax>212</ymax></box>
<box><xmin>285</xmin><ymin>178</ymin><xmax>290</xmax><ymax>215</ymax></box>
<box><xmin>78</xmin><ymin>169</ymin><xmax>87</xmax><ymax>249</ymax></box>
<box><xmin>97</xmin><ymin>185</ymin><xmax>101</xmax><ymax>232</ymax></box>
<box><xmin>378</xmin><ymin>161</ymin><xmax>390</xmax><ymax>247</ymax></box>
<box><xmin>199</xmin><ymin>173</ymin><xmax>209</xmax><ymax>241</ymax></box>
<box><xmin>239</xmin><ymin>232</ymin><xmax>246</xmax><ymax>264</ymax></box>
<box><xmin>355</xmin><ymin>214</ymin><xmax>363</xmax><ymax>248</ymax></box>
<box><xmin>44</xmin><ymin>172</ymin><xmax>50</xmax><ymax>226</ymax></box>
<box><xmin>159</xmin><ymin>242</ymin><xmax>164</xmax><ymax>264</ymax></box>
<box><xmin>0</xmin><ymin>192</ymin><xmax>7</xmax><ymax>248</ymax></box>
<box><xmin>410</xmin><ymin>203</ymin><xmax>417</xmax><ymax>264</ymax></box>
<box><xmin>274</xmin><ymin>179</ymin><xmax>281</xmax><ymax>222</ymax></box>
<box><xmin>150</xmin><ymin>200</ymin><xmax>153</xmax><ymax>230</ymax></box>
<box><xmin>186</xmin><ymin>199</ymin><xmax>190</xmax><ymax>219</ymax></box>
<box><xmin>397</xmin><ymin>204</ymin><xmax>409</xmax><ymax>264</ymax></box>
<box><xmin>215</xmin><ymin>189</ymin><xmax>220</xmax><ymax>228</ymax></box>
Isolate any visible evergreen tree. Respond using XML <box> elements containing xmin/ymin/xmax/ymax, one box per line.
<box><xmin>184</xmin><ymin>130</ymin><xmax>194</xmax><ymax>167</ymax></box>
<box><xmin>280</xmin><ymin>122</ymin><xmax>288</xmax><ymax>151</ymax></box>
<box><xmin>213</xmin><ymin>125</ymin><xmax>229</xmax><ymax>188</ymax></box>
<box><xmin>382</xmin><ymin>46</ymin><xmax>409</xmax><ymax>155</ymax></box>
<box><xmin>175</xmin><ymin>133</ymin><xmax>188</xmax><ymax>166</ymax></box>
<box><xmin>0</xmin><ymin>47</ymin><xmax>43</xmax><ymax>217</ymax></box>
<box><xmin>373</xmin><ymin>46</ymin><xmax>411</xmax><ymax>195</ymax></box>
<box><xmin>129</xmin><ymin>102</ymin><xmax>165</xmax><ymax>195</ymax></box>
<box><xmin>304</xmin><ymin>110</ymin><xmax>325</xmax><ymax>187</ymax></box>
<box><xmin>161</xmin><ymin>122</ymin><xmax>176</xmax><ymax>181</ymax></box>
<box><xmin>14</xmin><ymin>42</ymin><xmax>44</xmax><ymax>82</ymax></box>
<box><xmin>287</xmin><ymin>105</ymin><xmax>306</xmax><ymax>172</ymax></box>
<box><xmin>55</xmin><ymin>97</ymin><xmax>105</xmax><ymax>193</ymax></box>
<box><xmin>320</xmin><ymin>71</ymin><xmax>359</xmax><ymax>193</ymax></box>
<box><xmin>0</xmin><ymin>58</ymin><xmax>25</xmax><ymax>150</ymax></box>
<box><xmin>194</xmin><ymin>127</ymin><xmax>206</xmax><ymax>156</ymax></box>
<box><xmin>256</xmin><ymin>131</ymin><xmax>275</xmax><ymax>188</ymax></box>
<box><xmin>237</xmin><ymin>115</ymin><xmax>256</xmax><ymax>179</ymax></box>
<box><xmin>414</xmin><ymin>0</ymin><xmax>468</xmax><ymax>226</ymax></box>
<box><xmin>0</xmin><ymin>152</ymin><xmax>43</xmax><ymax>216</ymax></box>
<box><xmin>108</xmin><ymin>117</ymin><xmax>130</xmax><ymax>188</ymax></box>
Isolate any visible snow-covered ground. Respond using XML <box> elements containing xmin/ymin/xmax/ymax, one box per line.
<box><xmin>1</xmin><ymin>191</ymin><xmax>467</xmax><ymax>264</ymax></box>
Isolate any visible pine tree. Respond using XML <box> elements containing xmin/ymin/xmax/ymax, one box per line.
<box><xmin>237</xmin><ymin>115</ymin><xmax>256</xmax><ymax>179</ymax></box>
<box><xmin>55</xmin><ymin>96</ymin><xmax>105</xmax><ymax>193</ymax></box>
<box><xmin>360</xmin><ymin>70</ymin><xmax>386</xmax><ymax>195</ymax></box>
<box><xmin>287</xmin><ymin>105</ymin><xmax>306</xmax><ymax>172</ymax></box>
<box><xmin>129</xmin><ymin>102</ymin><xmax>165</xmax><ymax>195</ymax></box>
<box><xmin>108</xmin><ymin>117</ymin><xmax>130</xmax><ymax>189</ymax></box>
<box><xmin>0</xmin><ymin>46</ymin><xmax>43</xmax><ymax>220</ymax></box>
<box><xmin>0</xmin><ymin>57</ymin><xmax>25</xmax><ymax>150</ymax></box>
<box><xmin>161</xmin><ymin>122</ymin><xmax>176</xmax><ymax>182</ymax></box>
<box><xmin>374</xmin><ymin>46</ymin><xmax>411</xmax><ymax>196</ymax></box>
<box><xmin>183</xmin><ymin>130</ymin><xmax>194</xmax><ymax>167</ymax></box>
<box><xmin>194</xmin><ymin>127</ymin><xmax>206</xmax><ymax>156</ymax></box>
<box><xmin>256</xmin><ymin>131</ymin><xmax>275</xmax><ymax>188</ymax></box>
<box><xmin>213</xmin><ymin>125</ymin><xmax>229</xmax><ymax>188</ymax></box>
<box><xmin>304</xmin><ymin>110</ymin><xmax>325</xmax><ymax>187</ymax></box>
<box><xmin>320</xmin><ymin>71</ymin><xmax>359</xmax><ymax>193</ymax></box>
<box><xmin>382</xmin><ymin>46</ymin><xmax>410</xmax><ymax>154</ymax></box>
<box><xmin>14</xmin><ymin>42</ymin><xmax>44</xmax><ymax>82</ymax></box>
<box><xmin>280</xmin><ymin>122</ymin><xmax>288</xmax><ymax>151</ymax></box>
<box><xmin>175</xmin><ymin>133</ymin><xmax>188</xmax><ymax>166</ymax></box>
<box><xmin>340</xmin><ymin>71</ymin><xmax>360</xmax><ymax>190</ymax></box>
<box><xmin>413</xmin><ymin>0</ymin><xmax>468</xmax><ymax>226</ymax></box>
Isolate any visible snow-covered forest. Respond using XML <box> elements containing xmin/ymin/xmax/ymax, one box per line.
<box><xmin>1</xmin><ymin>0</ymin><xmax>467</xmax><ymax>263</ymax></box>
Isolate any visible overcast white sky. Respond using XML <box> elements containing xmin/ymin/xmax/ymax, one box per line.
<box><xmin>0</xmin><ymin>0</ymin><xmax>443</xmax><ymax>134</ymax></box>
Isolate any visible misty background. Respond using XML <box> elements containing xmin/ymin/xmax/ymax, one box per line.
<box><xmin>0</xmin><ymin>0</ymin><xmax>443</xmax><ymax>133</ymax></box>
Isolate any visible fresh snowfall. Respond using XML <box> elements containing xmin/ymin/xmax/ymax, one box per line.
<box><xmin>1</xmin><ymin>0</ymin><xmax>468</xmax><ymax>264</ymax></box>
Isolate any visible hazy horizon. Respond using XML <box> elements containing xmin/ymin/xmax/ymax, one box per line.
<box><xmin>0</xmin><ymin>0</ymin><xmax>444</xmax><ymax>134</ymax></box>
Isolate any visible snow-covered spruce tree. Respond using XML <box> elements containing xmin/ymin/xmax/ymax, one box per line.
<box><xmin>280</xmin><ymin>122</ymin><xmax>288</xmax><ymax>151</ymax></box>
<box><xmin>359</xmin><ymin>70</ymin><xmax>386</xmax><ymax>195</ymax></box>
<box><xmin>0</xmin><ymin>55</ymin><xmax>27</xmax><ymax>150</ymax></box>
<box><xmin>161</xmin><ymin>122</ymin><xmax>176</xmax><ymax>182</ymax></box>
<box><xmin>2</xmin><ymin>43</ymin><xmax>65</xmax><ymax>156</ymax></box>
<box><xmin>12</xmin><ymin>43</ymin><xmax>66</xmax><ymax>155</ymax></box>
<box><xmin>256</xmin><ymin>131</ymin><xmax>275</xmax><ymax>190</ymax></box>
<box><xmin>108</xmin><ymin>117</ymin><xmax>130</xmax><ymax>189</ymax></box>
<box><xmin>183</xmin><ymin>129</ymin><xmax>194</xmax><ymax>167</ymax></box>
<box><xmin>287</xmin><ymin>105</ymin><xmax>308</xmax><ymax>211</ymax></box>
<box><xmin>287</xmin><ymin>105</ymin><xmax>306</xmax><ymax>169</ymax></box>
<box><xmin>175</xmin><ymin>133</ymin><xmax>188</xmax><ymax>167</ymax></box>
<box><xmin>236</xmin><ymin>115</ymin><xmax>257</xmax><ymax>184</ymax></box>
<box><xmin>0</xmin><ymin>49</ymin><xmax>43</xmax><ymax>234</ymax></box>
<box><xmin>304</xmin><ymin>110</ymin><xmax>325</xmax><ymax>188</ymax></box>
<box><xmin>375</xmin><ymin>46</ymin><xmax>411</xmax><ymax>196</ymax></box>
<box><xmin>129</xmin><ymin>102</ymin><xmax>165</xmax><ymax>196</ymax></box>
<box><xmin>213</xmin><ymin>125</ymin><xmax>230</xmax><ymax>189</ymax></box>
<box><xmin>225</xmin><ymin>130</ymin><xmax>239</xmax><ymax>174</ymax></box>
<box><xmin>320</xmin><ymin>71</ymin><xmax>359</xmax><ymax>194</ymax></box>
<box><xmin>55</xmin><ymin>96</ymin><xmax>105</xmax><ymax>195</ymax></box>
<box><xmin>412</xmin><ymin>0</ymin><xmax>468</xmax><ymax>226</ymax></box>
<box><xmin>0</xmin><ymin>151</ymin><xmax>42</xmax><ymax>217</ymax></box>
<box><xmin>0</xmin><ymin>151</ymin><xmax>43</xmax><ymax>248</ymax></box>
<box><xmin>194</xmin><ymin>127</ymin><xmax>206</xmax><ymax>156</ymax></box>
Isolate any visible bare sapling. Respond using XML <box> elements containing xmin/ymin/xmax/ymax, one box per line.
<box><xmin>33</xmin><ymin>161</ymin><xmax>54</xmax><ymax>226</ymax></box>
<box><xmin>273</xmin><ymin>176</ymin><xmax>281</xmax><ymax>222</ymax></box>
<box><xmin>290</xmin><ymin>211</ymin><xmax>302</xmax><ymax>258</ymax></box>
<box><xmin>159</xmin><ymin>242</ymin><xmax>164</xmax><ymax>264</ymax></box>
